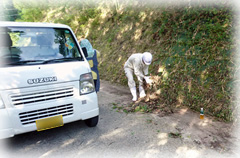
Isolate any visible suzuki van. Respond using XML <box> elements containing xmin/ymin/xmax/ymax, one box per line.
<box><xmin>0</xmin><ymin>21</ymin><xmax>99</xmax><ymax>139</ymax></box>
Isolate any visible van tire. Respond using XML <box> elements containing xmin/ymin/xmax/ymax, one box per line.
<box><xmin>84</xmin><ymin>116</ymin><xmax>99</xmax><ymax>127</ymax></box>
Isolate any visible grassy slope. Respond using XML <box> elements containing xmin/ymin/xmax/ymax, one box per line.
<box><xmin>84</xmin><ymin>6</ymin><xmax>234</xmax><ymax>121</ymax></box>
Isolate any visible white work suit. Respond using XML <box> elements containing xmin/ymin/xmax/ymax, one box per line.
<box><xmin>124</xmin><ymin>53</ymin><xmax>149</xmax><ymax>87</ymax></box>
<box><xmin>124</xmin><ymin>53</ymin><xmax>149</xmax><ymax>100</ymax></box>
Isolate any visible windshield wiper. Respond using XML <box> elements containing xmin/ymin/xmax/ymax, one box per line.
<box><xmin>8</xmin><ymin>60</ymin><xmax>44</xmax><ymax>65</ymax></box>
<box><xmin>43</xmin><ymin>57</ymin><xmax>82</xmax><ymax>64</ymax></box>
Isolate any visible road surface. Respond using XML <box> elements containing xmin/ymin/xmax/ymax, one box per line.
<box><xmin>0</xmin><ymin>80</ymin><xmax>239</xmax><ymax>158</ymax></box>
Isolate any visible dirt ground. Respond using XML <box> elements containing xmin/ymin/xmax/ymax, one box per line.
<box><xmin>100</xmin><ymin>80</ymin><xmax>240</xmax><ymax>157</ymax></box>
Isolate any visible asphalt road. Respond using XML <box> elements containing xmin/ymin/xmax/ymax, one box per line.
<box><xmin>0</xmin><ymin>80</ymin><xmax>239</xmax><ymax>158</ymax></box>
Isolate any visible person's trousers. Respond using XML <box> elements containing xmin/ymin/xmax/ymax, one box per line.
<box><xmin>124</xmin><ymin>67</ymin><xmax>143</xmax><ymax>88</ymax></box>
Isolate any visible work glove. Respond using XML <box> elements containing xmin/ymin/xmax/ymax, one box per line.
<box><xmin>144</xmin><ymin>76</ymin><xmax>153</xmax><ymax>84</ymax></box>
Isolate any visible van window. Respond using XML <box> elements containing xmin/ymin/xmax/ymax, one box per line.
<box><xmin>0</xmin><ymin>27</ymin><xmax>83</xmax><ymax>67</ymax></box>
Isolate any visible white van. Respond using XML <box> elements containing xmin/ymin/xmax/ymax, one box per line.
<box><xmin>0</xmin><ymin>21</ymin><xmax>99</xmax><ymax>139</ymax></box>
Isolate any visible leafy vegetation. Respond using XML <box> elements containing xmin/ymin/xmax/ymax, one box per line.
<box><xmin>7</xmin><ymin>0</ymin><xmax>236</xmax><ymax>121</ymax></box>
<box><xmin>1</xmin><ymin>0</ymin><xmax>19</xmax><ymax>21</ymax></box>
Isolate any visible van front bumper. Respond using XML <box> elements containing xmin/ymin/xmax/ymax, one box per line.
<box><xmin>0</xmin><ymin>128</ymin><xmax>14</xmax><ymax>139</ymax></box>
<box><xmin>0</xmin><ymin>109</ymin><xmax>14</xmax><ymax>139</ymax></box>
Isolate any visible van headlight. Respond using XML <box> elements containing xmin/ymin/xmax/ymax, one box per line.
<box><xmin>80</xmin><ymin>73</ymin><xmax>95</xmax><ymax>95</ymax></box>
<box><xmin>0</xmin><ymin>97</ymin><xmax>5</xmax><ymax>109</ymax></box>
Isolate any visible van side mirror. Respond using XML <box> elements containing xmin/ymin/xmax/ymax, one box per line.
<box><xmin>82</xmin><ymin>47</ymin><xmax>88</xmax><ymax>58</ymax></box>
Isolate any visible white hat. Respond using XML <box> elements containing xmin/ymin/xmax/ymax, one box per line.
<box><xmin>142</xmin><ymin>52</ymin><xmax>152</xmax><ymax>65</ymax></box>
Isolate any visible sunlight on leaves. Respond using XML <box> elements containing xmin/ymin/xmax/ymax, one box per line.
<box><xmin>134</xmin><ymin>28</ymin><xmax>142</xmax><ymax>40</ymax></box>
<box><xmin>158</xmin><ymin>66</ymin><xmax>164</xmax><ymax>73</ymax></box>
<box><xmin>118</xmin><ymin>56</ymin><xmax>122</xmax><ymax>62</ymax></box>
<box><xmin>139</xmin><ymin>11</ymin><xmax>147</xmax><ymax>22</ymax></box>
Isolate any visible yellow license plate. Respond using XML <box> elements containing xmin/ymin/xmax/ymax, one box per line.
<box><xmin>36</xmin><ymin>115</ymin><xmax>63</xmax><ymax>131</ymax></box>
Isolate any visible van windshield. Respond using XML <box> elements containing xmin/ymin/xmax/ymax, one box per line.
<box><xmin>0</xmin><ymin>27</ymin><xmax>83</xmax><ymax>67</ymax></box>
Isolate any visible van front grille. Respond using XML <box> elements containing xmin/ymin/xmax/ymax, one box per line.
<box><xmin>19</xmin><ymin>103</ymin><xmax>74</xmax><ymax>125</ymax></box>
<box><xmin>11</xmin><ymin>87</ymin><xmax>74</xmax><ymax>106</ymax></box>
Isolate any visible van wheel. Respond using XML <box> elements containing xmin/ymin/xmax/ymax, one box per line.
<box><xmin>84</xmin><ymin>116</ymin><xmax>99</xmax><ymax>127</ymax></box>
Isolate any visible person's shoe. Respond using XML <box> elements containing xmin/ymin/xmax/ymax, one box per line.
<box><xmin>130</xmin><ymin>87</ymin><xmax>137</xmax><ymax>101</ymax></box>
<box><xmin>139</xmin><ymin>86</ymin><xmax>146</xmax><ymax>98</ymax></box>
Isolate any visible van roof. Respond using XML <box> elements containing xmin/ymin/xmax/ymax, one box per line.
<box><xmin>0</xmin><ymin>21</ymin><xmax>70</xmax><ymax>29</ymax></box>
